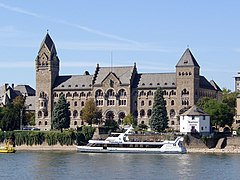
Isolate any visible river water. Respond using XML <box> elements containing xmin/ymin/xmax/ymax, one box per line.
<box><xmin>0</xmin><ymin>152</ymin><xmax>239</xmax><ymax>180</ymax></box>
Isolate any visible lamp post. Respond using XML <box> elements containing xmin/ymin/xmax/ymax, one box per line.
<box><xmin>20</xmin><ymin>108</ymin><xmax>23</xmax><ymax>130</ymax></box>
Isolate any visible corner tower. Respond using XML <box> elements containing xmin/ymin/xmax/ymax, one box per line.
<box><xmin>35</xmin><ymin>33</ymin><xmax>59</xmax><ymax>130</ymax></box>
<box><xmin>176</xmin><ymin>48</ymin><xmax>200</xmax><ymax>113</ymax></box>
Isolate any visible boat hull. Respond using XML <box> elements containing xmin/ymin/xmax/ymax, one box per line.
<box><xmin>77</xmin><ymin>146</ymin><xmax>186</xmax><ymax>154</ymax></box>
<box><xmin>0</xmin><ymin>148</ymin><xmax>15</xmax><ymax>153</ymax></box>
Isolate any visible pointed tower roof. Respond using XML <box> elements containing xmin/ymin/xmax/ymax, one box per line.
<box><xmin>176</xmin><ymin>48</ymin><xmax>200</xmax><ymax>67</ymax></box>
<box><xmin>39</xmin><ymin>33</ymin><xmax>57</xmax><ymax>54</ymax></box>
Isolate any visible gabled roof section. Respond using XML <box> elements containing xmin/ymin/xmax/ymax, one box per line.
<box><xmin>39</xmin><ymin>33</ymin><xmax>56</xmax><ymax>54</ymax></box>
<box><xmin>176</xmin><ymin>48</ymin><xmax>200</xmax><ymax>68</ymax></box>
<box><xmin>209</xmin><ymin>80</ymin><xmax>222</xmax><ymax>92</ymax></box>
<box><xmin>137</xmin><ymin>73</ymin><xmax>176</xmax><ymax>88</ymax></box>
<box><xmin>181</xmin><ymin>105</ymin><xmax>209</xmax><ymax>116</ymax></box>
<box><xmin>199</xmin><ymin>76</ymin><xmax>216</xmax><ymax>91</ymax></box>
<box><xmin>14</xmin><ymin>85</ymin><xmax>36</xmax><ymax>96</ymax></box>
<box><xmin>101</xmin><ymin>72</ymin><xmax>121</xmax><ymax>84</ymax></box>
<box><xmin>94</xmin><ymin>66</ymin><xmax>135</xmax><ymax>85</ymax></box>
<box><xmin>53</xmin><ymin>75</ymin><xmax>93</xmax><ymax>90</ymax></box>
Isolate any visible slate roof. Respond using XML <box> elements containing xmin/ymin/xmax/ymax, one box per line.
<box><xmin>0</xmin><ymin>84</ymin><xmax>18</xmax><ymax>105</ymax></box>
<box><xmin>39</xmin><ymin>33</ymin><xmax>56</xmax><ymax>54</ymax></box>
<box><xmin>53</xmin><ymin>75</ymin><xmax>93</xmax><ymax>90</ymax></box>
<box><xmin>137</xmin><ymin>73</ymin><xmax>176</xmax><ymax>88</ymax></box>
<box><xmin>210</xmin><ymin>80</ymin><xmax>222</xmax><ymax>91</ymax></box>
<box><xmin>199</xmin><ymin>76</ymin><xmax>216</xmax><ymax>90</ymax></box>
<box><xmin>176</xmin><ymin>48</ymin><xmax>200</xmax><ymax>67</ymax></box>
<box><xmin>25</xmin><ymin>96</ymin><xmax>35</xmax><ymax>111</ymax></box>
<box><xmin>181</xmin><ymin>105</ymin><xmax>209</xmax><ymax>116</ymax></box>
<box><xmin>94</xmin><ymin>66</ymin><xmax>135</xmax><ymax>85</ymax></box>
<box><xmin>14</xmin><ymin>85</ymin><xmax>36</xmax><ymax>96</ymax></box>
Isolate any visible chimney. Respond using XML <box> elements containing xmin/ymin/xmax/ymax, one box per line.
<box><xmin>12</xmin><ymin>83</ymin><xmax>14</xmax><ymax>90</ymax></box>
<box><xmin>4</xmin><ymin>83</ymin><xmax>8</xmax><ymax>91</ymax></box>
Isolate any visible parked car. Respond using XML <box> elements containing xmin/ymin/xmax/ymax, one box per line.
<box><xmin>31</xmin><ymin>127</ymin><xmax>40</xmax><ymax>131</ymax></box>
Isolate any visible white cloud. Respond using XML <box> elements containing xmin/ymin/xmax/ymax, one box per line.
<box><xmin>0</xmin><ymin>3</ymin><xmax>41</xmax><ymax>18</ymax></box>
<box><xmin>0</xmin><ymin>61</ymin><xmax>33</xmax><ymax>68</ymax></box>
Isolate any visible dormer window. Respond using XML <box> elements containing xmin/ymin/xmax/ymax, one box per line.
<box><xmin>142</xmin><ymin>83</ymin><xmax>145</xmax><ymax>86</ymax></box>
<box><xmin>184</xmin><ymin>60</ymin><xmax>188</xmax><ymax>64</ymax></box>
<box><xmin>82</xmin><ymin>84</ymin><xmax>85</xmax><ymax>87</ymax></box>
<box><xmin>75</xmin><ymin>85</ymin><xmax>78</xmax><ymax>87</ymax></box>
<box><xmin>61</xmin><ymin>85</ymin><xmax>64</xmax><ymax>87</ymax></box>
<box><xmin>149</xmin><ymin>83</ymin><xmax>152</xmax><ymax>86</ymax></box>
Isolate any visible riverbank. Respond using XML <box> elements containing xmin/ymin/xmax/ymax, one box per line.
<box><xmin>15</xmin><ymin>144</ymin><xmax>76</xmax><ymax>151</ymax></box>
<box><xmin>13</xmin><ymin>144</ymin><xmax>240</xmax><ymax>153</ymax></box>
<box><xmin>187</xmin><ymin>147</ymin><xmax>240</xmax><ymax>153</ymax></box>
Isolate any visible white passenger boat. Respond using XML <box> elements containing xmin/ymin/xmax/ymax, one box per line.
<box><xmin>76</xmin><ymin>126</ymin><xmax>186</xmax><ymax>154</ymax></box>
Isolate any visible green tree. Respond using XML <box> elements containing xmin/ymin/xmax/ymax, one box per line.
<box><xmin>81</xmin><ymin>98</ymin><xmax>102</xmax><ymax>125</ymax></box>
<box><xmin>222</xmin><ymin>88</ymin><xmax>238</xmax><ymax>115</ymax></box>
<box><xmin>13</xmin><ymin>96</ymin><xmax>27</xmax><ymax>128</ymax></box>
<box><xmin>197</xmin><ymin>98</ymin><xmax>234</xmax><ymax>128</ymax></box>
<box><xmin>123</xmin><ymin>114</ymin><xmax>134</xmax><ymax>126</ymax></box>
<box><xmin>0</xmin><ymin>104</ymin><xmax>18</xmax><ymax>131</ymax></box>
<box><xmin>52</xmin><ymin>94</ymin><xmax>70</xmax><ymax>132</ymax></box>
<box><xmin>150</xmin><ymin>88</ymin><xmax>168</xmax><ymax>132</ymax></box>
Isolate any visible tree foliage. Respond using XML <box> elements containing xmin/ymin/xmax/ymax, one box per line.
<box><xmin>0</xmin><ymin>95</ymin><xmax>28</xmax><ymax>131</ymax></box>
<box><xmin>52</xmin><ymin>94</ymin><xmax>70</xmax><ymax>132</ymax></box>
<box><xmin>150</xmin><ymin>88</ymin><xmax>168</xmax><ymax>132</ymax></box>
<box><xmin>81</xmin><ymin>98</ymin><xmax>102</xmax><ymax>125</ymax></box>
<box><xmin>197</xmin><ymin>98</ymin><xmax>234</xmax><ymax>128</ymax></box>
<box><xmin>123</xmin><ymin>114</ymin><xmax>134</xmax><ymax>126</ymax></box>
<box><xmin>222</xmin><ymin>88</ymin><xmax>238</xmax><ymax>115</ymax></box>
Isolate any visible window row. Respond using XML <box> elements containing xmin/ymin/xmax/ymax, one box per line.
<box><xmin>54</xmin><ymin>91</ymin><xmax>92</xmax><ymax>98</ymax></box>
<box><xmin>95</xmin><ymin>89</ymin><xmax>127</xmax><ymax>98</ymax></box>
<box><xmin>38</xmin><ymin>111</ymin><xmax>48</xmax><ymax>118</ymax></box>
<box><xmin>139</xmin><ymin>109</ymin><xmax>152</xmax><ymax>118</ymax></box>
<box><xmin>178</xmin><ymin>72</ymin><xmax>192</xmax><ymax>76</ymax></box>
<box><xmin>141</xmin><ymin>82</ymin><xmax>175</xmax><ymax>86</ymax></box>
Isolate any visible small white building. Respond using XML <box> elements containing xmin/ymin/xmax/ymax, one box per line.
<box><xmin>180</xmin><ymin>105</ymin><xmax>210</xmax><ymax>134</ymax></box>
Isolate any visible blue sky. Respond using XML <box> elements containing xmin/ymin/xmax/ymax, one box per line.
<box><xmin>0</xmin><ymin>1</ymin><xmax>239</xmax><ymax>90</ymax></box>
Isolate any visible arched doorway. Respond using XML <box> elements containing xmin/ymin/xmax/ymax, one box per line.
<box><xmin>106</xmin><ymin>111</ymin><xmax>115</xmax><ymax>121</ymax></box>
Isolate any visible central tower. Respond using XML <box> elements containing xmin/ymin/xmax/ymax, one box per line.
<box><xmin>176</xmin><ymin>48</ymin><xmax>200</xmax><ymax>113</ymax></box>
<box><xmin>35</xmin><ymin>33</ymin><xmax>59</xmax><ymax>130</ymax></box>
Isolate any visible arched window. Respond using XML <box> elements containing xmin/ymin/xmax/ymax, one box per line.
<box><xmin>182</xmin><ymin>89</ymin><xmax>189</xmax><ymax>95</ymax></box>
<box><xmin>44</xmin><ymin>111</ymin><xmax>48</xmax><ymax>117</ymax></box>
<box><xmin>95</xmin><ymin>89</ymin><xmax>103</xmax><ymax>97</ymax></box>
<box><xmin>45</xmin><ymin>121</ymin><xmax>48</xmax><ymax>125</ymax></box>
<box><xmin>147</xmin><ymin>109</ymin><xmax>152</xmax><ymax>118</ymax></box>
<box><xmin>74</xmin><ymin>121</ymin><xmax>77</xmax><ymax>126</ymax></box>
<box><xmin>140</xmin><ymin>109</ymin><xmax>145</xmax><ymax>118</ymax></box>
<box><xmin>171</xmin><ymin>121</ymin><xmax>175</xmax><ymax>125</ymax></box>
<box><xmin>73</xmin><ymin>92</ymin><xmax>79</xmax><ymax>97</ymax></box>
<box><xmin>80</xmin><ymin>92</ymin><xmax>86</xmax><ymax>97</ymax></box>
<box><xmin>66</xmin><ymin>92</ymin><xmax>72</xmax><ymax>97</ymax></box>
<box><xmin>39</xmin><ymin>121</ymin><xmax>42</xmax><ymax>126</ymax></box>
<box><xmin>149</xmin><ymin>100</ymin><xmax>152</xmax><ymax>106</ymax></box>
<box><xmin>141</xmin><ymin>100</ymin><xmax>144</xmax><ymax>106</ymax></box>
<box><xmin>74</xmin><ymin>101</ymin><xmax>78</xmax><ymax>106</ymax></box>
<box><xmin>107</xmin><ymin>89</ymin><xmax>115</xmax><ymax>97</ymax></box>
<box><xmin>170</xmin><ymin>109</ymin><xmax>175</xmax><ymax>118</ymax></box>
<box><xmin>81</xmin><ymin>101</ymin><xmax>85</xmax><ymax>106</ymax></box>
<box><xmin>73</xmin><ymin>110</ymin><xmax>78</xmax><ymax>118</ymax></box>
<box><xmin>38</xmin><ymin>111</ymin><xmax>42</xmax><ymax>118</ymax></box>
<box><xmin>171</xmin><ymin>100</ymin><xmax>174</xmax><ymax>106</ymax></box>
<box><xmin>118</xmin><ymin>89</ymin><xmax>127</xmax><ymax>97</ymax></box>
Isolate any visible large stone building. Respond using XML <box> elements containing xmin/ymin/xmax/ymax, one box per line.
<box><xmin>35</xmin><ymin>33</ymin><xmax>222</xmax><ymax>130</ymax></box>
